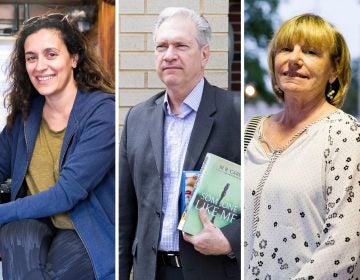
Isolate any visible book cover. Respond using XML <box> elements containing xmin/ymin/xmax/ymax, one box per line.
<box><xmin>180</xmin><ymin>171</ymin><xmax>200</xmax><ymax>213</ymax></box>
<box><xmin>178</xmin><ymin>153</ymin><xmax>240</xmax><ymax>235</ymax></box>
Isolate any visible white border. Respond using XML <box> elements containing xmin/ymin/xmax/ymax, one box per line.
<box><xmin>115</xmin><ymin>1</ymin><xmax>120</xmax><ymax>278</ymax></box>
<box><xmin>240</xmin><ymin>0</ymin><xmax>245</xmax><ymax>278</ymax></box>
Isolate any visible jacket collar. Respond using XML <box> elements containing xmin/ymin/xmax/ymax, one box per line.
<box><xmin>148</xmin><ymin>79</ymin><xmax>216</xmax><ymax>176</ymax></box>
<box><xmin>183</xmin><ymin>79</ymin><xmax>216</xmax><ymax>170</ymax></box>
<box><xmin>149</xmin><ymin>92</ymin><xmax>165</xmax><ymax>178</ymax></box>
<box><xmin>24</xmin><ymin>90</ymin><xmax>113</xmax><ymax>161</ymax></box>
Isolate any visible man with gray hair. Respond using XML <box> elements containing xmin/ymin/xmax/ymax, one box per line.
<box><xmin>119</xmin><ymin>7</ymin><xmax>240</xmax><ymax>280</ymax></box>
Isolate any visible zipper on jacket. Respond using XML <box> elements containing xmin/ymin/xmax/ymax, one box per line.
<box><xmin>59</xmin><ymin>126</ymin><xmax>99</xmax><ymax>279</ymax></box>
<box><xmin>58</xmin><ymin>123</ymin><xmax>75</xmax><ymax>169</ymax></box>
<box><xmin>15</xmin><ymin>124</ymin><xmax>31</xmax><ymax>199</ymax></box>
<box><xmin>73</xmin><ymin>224</ymin><xmax>98</xmax><ymax>279</ymax></box>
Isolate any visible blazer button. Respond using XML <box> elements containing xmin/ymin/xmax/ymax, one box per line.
<box><xmin>155</xmin><ymin>210</ymin><xmax>161</xmax><ymax>217</ymax></box>
<box><xmin>152</xmin><ymin>245</ymin><xmax>157</xmax><ymax>252</ymax></box>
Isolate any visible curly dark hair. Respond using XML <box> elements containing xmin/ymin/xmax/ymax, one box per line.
<box><xmin>5</xmin><ymin>13</ymin><xmax>115</xmax><ymax>128</ymax></box>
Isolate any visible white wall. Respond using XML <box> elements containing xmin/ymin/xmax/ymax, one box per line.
<box><xmin>0</xmin><ymin>36</ymin><xmax>14</xmax><ymax>129</ymax></box>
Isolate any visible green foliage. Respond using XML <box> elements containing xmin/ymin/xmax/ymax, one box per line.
<box><xmin>245</xmin><ymin>0</ymin><xmax>280</xmax><ymax>104</ymax></box>
<box><xmin>244</xmin><ymin>55</ymin><xmax>274</xmax><ymax>103</ymax></box>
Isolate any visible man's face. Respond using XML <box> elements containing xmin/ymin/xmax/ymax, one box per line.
<box><xmin>154</xmin><ymin>16</ymin><xmax>209</xmax><ymax>91</ymax></box>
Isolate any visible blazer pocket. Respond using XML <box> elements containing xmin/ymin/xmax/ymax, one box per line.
<box><xmin>131</xmin><ymin>238</ymin><xmax>138</xmax><ymax>257</ymax></box>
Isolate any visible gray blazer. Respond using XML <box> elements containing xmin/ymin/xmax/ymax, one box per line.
<box><xmin>119</xmin><ymin>80</ymin><xmax>240</xmax><ymax>280</ymax></box>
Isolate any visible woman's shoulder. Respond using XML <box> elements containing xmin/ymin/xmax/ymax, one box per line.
<box><xmin>71</xmin><ymin>90</ymin><xmax>115</xmax><ymax>122</ymax></box>
<box><xmin>78</xmin><ymin>89</ymin><xmax>115</xmax><ymax>103</ymax></box>
<box><xmin>75</xmin><ymin>90</ymin><xmax>115</xmax><ymax>110</ymax></box>
<box><xmin>325</xmin><ymin>109</ymin><xmax>360</xmax><ymax>144</ymax></box>
<box><xmin>327</xmin><ymin>109</ymin><xmax>360</xmax><ymax>128</ymax></box>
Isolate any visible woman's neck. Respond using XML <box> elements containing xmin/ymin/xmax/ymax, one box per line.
<box><xmin>278</xmin><ymin>97</ymin><xmax>336</xmax><ymax>129</ymax></box>
<box><xmin>42</xmin><ymin>88</ymin><xmax>77</xmax><ymax>131</ymax></box>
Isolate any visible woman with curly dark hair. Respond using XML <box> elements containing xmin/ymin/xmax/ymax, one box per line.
<box><xmin>0</xmin><ymin>13</ymin><xmax>115</xmax><ymax>280</ymax></box>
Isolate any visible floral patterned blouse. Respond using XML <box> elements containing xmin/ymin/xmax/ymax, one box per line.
<box><xmin>244</xmin><ymin>110</ymin><xmax>360</xmax><ymax>279</ymax></box>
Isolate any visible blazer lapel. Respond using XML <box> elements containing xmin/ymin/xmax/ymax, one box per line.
<box><xmin>183</xmin><ymin>81</ymin><xmax>216</xmax><ymax>170</ymax></box>
<box><xmin>149</xmin><ymin>94</ymin><xmax>165</xmax><ymax>178</ymax></box>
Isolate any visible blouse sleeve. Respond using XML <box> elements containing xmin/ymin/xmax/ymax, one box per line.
<box><xmin>292</xmin><ymin>115</ymin><xmax>360</xmax><ymax>279</ymax></box>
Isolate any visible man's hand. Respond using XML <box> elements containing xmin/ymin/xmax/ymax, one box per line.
<box><xmin>182</xmin><ymin>208</ymin><xmax>232</xmax><ymax>255</ymax></box>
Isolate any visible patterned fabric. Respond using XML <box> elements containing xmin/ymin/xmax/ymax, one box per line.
<box><xmin>159</xmin><ymin>78</ymin><xmax>204</xmax><ymax>251</ymax></box>
<box><xmin>244</xmin><ymin>110</ymin><xmax>360</xmax><ymax>279</ymax></box>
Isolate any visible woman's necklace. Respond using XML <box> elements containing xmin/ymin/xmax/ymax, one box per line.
<box><xmin>258</xmin><ymin>110</ymin><xmax>337</xmax><ymax>154</ymax></box>
<box><xmin>258</xmin><ymin>120</ymin><xmax>309</xmax><ymax>154</ymax></box>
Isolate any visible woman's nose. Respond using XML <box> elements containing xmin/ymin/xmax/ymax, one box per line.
<box><xmin>288</xmin><ymin>46</ymin><xmax>303</xmax><ymax>67</ymax></box>
<box><xmin>34</xmin><ymin>56</ymin><xmax>47</xmax><ymax>71</ymax></box>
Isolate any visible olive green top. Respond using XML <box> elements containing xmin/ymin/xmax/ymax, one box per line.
<box><xmin>26</xmin><ymin>118</ymin><xmax>73</xmax><ymax>229</ymax></box>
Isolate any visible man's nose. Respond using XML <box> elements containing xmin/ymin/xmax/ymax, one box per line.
<box><xmin>163</xmin><ymin>45</ymin><xmax>177</xmax><ymax>60</ymax></box>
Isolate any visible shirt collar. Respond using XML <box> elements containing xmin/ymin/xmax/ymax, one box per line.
<box><xmin>163</xmin><ymin>78</ymin><xmax>204</xmax><ymax>115</ymax></box>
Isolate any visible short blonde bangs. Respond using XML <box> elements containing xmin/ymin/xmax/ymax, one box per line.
<box><xmin>268</xmin><ymin>14</ymin><xmax>351</xmax><ymax>107</ymax></box>
<box><xmin>273</xmin><ymin>16</ymin><xmax>335</xmax><ymax>55</ymax></box>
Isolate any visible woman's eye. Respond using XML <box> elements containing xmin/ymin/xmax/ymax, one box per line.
<box><xmin>25</xmin><ymin>56</ymin><xmax>36</xmax><ymax>63</ymax></box>
<box><xmin>47</xmin><ymin>52</ymin><xmax>58</xmax><ymax>59</ymax></box>
<box><xmin>280</xmin><ymin>47</ymin><xmax>291</xmax><ymax>52</ymax></box>
<box><xmin>305</xmin><ymin>49</ymin><xmax>317</xmax><ymax>55</ymax></box>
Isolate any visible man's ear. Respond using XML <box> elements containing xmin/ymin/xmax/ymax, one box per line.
<box><xmin>201</xmin><ymin>44</ymin><xmax>210</xmax><ymax>67</ymax></box>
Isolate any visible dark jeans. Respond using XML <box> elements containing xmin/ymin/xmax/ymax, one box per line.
<box><xmin>0</xmin><ymin>219</ymin><xmax>95</xmax><ymax>280</ymax></box>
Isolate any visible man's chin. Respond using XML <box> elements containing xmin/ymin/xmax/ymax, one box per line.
<box><xmin>162</xmin><ymin>77</ymin><xmax>181</xmax><ymax>88</ymax></box>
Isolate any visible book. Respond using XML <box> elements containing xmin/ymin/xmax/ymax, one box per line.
<box><xmin>180</xmin><ymin>171</ymin><xmax>200</xmax><ymax>213</ymax></box>
<box><xmin>178</xmin><ymin>153</ymin><xmax>240</xmax><ymax>235</ymax></box>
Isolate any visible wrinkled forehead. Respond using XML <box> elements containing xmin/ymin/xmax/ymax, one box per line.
<box><xmin>156</xmin><ymin>16</ymin><xmax>197</xmax><ymax>37</ymax></box>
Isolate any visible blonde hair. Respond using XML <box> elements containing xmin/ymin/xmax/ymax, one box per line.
<box><xmin>268</xmin><ymin>13</ymin><xmax>351</xmax><ymax>108</ymax></box>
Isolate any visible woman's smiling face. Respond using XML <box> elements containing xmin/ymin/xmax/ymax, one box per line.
<box><xmin>24</xmin><ymin>28</ymin><xmax>78</xmax><ymax>98</ymax></box>
<box><xmin>274</xmin><ymin>42</ymin><xmax>337</xmax><ymax>101</ymax></box>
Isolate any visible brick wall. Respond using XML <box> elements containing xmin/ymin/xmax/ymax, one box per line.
<box><xmin>118</xmin><ymin>0</ymin><xmax>230</xmax><ymax>129</ymax></box>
